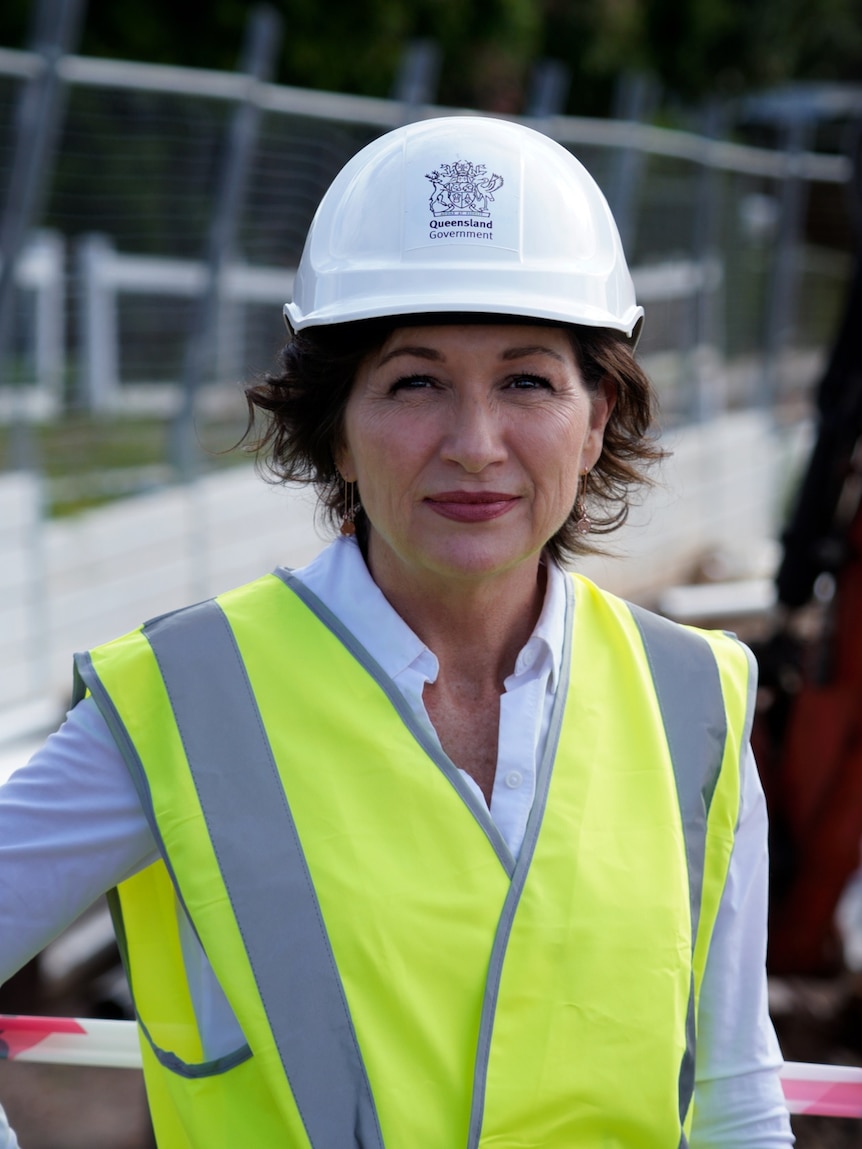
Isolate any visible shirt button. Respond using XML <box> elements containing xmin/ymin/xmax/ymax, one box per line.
<box><xmin>504</xmin><ymin>770</ymin><xmax>523</xmax><ymax>789</ymax></box>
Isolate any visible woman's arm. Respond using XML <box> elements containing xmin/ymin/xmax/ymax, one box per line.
<box><xmin>690</xmin><ymin>745</ymin><xmax>795</xmax><ymax>1147</ymax></box>
<box><xmin>0</xmin><ymin>697</ymin><xmax>157</xmax><ymax>983</ymax></box>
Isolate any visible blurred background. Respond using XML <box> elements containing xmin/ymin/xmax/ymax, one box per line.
<box><xmin>1</xmin><ymin>0</ymin><xmax>862</xmax><ymax>1145</ymax></box>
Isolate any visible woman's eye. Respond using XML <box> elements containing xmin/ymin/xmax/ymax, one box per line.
<box><xmin>508</xmin><ymin>373</ymin><xmax>553</xmax><ymax>391</ymax></box>
<box><xmin>390</xmin><ymin>374</ymin><xmax>435</xmax><ymax>392</ymax></box>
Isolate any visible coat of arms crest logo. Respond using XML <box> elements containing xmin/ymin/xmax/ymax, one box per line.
<box><xmin>425</xmin><ymin>161</ymin><xmax>504</xmax><ymax>217</ymax></box>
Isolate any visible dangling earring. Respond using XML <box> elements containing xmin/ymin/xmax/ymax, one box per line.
<box><xmin>574</xmin><ymin>470</ymin><xmax>591</xmax><ymax>535</ymax></box>
<box><xmin>340</xmin><ymin>478</ymin><xmax>359</xmax><ymax>537</ymax></box>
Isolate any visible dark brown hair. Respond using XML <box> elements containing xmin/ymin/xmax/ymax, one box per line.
<box><xmin>242</xmin><ymin>315</ymin><xmax>667</xmax><ymax>563</ymax></box>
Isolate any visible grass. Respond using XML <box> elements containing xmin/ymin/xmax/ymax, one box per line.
<box><xmin>0</xmin><ymin>409</ymin><xmax>251</xmax><ymax>517</ymax></box>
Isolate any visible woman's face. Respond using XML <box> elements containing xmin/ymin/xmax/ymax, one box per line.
<box><xmin>337</xmin><ymin>324</ymin><xmax>614</xmax><ymax>594</ymax></box>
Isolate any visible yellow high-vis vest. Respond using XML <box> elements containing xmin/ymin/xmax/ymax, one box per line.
<box><xmin>74</xmin><ymin>568</ymin><xmax>753</xmax><ymax>1149</ymax></box>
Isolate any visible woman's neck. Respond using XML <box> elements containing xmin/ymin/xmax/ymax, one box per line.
<box><xmin>362</xmin><ymin>542</ymin><xmax>548</xmax><ymax>802</ymax></box>
<box><xmin>367</xmin><ymin>550</ymin><xmax>547</xmax><ymax>691</ymax></box>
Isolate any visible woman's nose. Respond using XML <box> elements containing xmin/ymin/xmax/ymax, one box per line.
<box><xmin>441</xmin><ymin>398</ymin><xmax>507</xmax><ymax>472</ymax></box>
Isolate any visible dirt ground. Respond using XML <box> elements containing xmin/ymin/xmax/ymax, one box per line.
<box><xmin>0</xmin><ymin>960</ymin><xmax>156</xmax><ymax>1149</ymax></box>
<box><xmin>0</xmin><ymin>1062</ymin><xmax>154</xmax><ymax>1149</ymax></box>
<box><xmin>770</xmin><ymin>974</ymin><xmax>862</xmax><ymax>1148</ymax></box>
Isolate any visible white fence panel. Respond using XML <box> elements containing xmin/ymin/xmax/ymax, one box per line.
<box><xmin>0</xmin><ymin>467</ymin><xmax>322</xmax><ymax>720</ymax></box>
<box><xmin>0</xmin><ymin>231</ymin><xmax>66</xmax><ymax>420</ymax></box>
<box><xmin>77</xmin><ymin>233</ymin><xmax>295</xmax><ymax>412</ymax></box>
<box><xmin>75</xmin><ymin>236</ymin><xmax>728</xmax><ymax>416</ymax></box>
<box><xmin>0</xmin><ymin>409</ymin><xmax>812</xmax><ymax>736</ymax></box>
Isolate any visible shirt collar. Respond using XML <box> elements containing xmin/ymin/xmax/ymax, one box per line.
<box><xmin>293</xmin><ymin>537</ymin><xmax>568</xmax><ymax>691</ymax></box>
<box><xmin>509</xmin><ymin>558</ymin><xmax>567</xmax><ymax>693</ymax></box>
<box><xmin>294</xmin><ymin>537</ymin><xmax>432</xmax><ymax>681</ymax></box>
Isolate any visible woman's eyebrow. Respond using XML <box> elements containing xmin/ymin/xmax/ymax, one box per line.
<box><xmin>376</xmin><ymin>346</ymin><xmax>445</xmax><ymax>367</ymax></box>
<box><xmin>501</xmin><ymin>345</ymin><xmax>566</xmax><ymax>363</ymax></box>
<box><xmin>376</xmin><ymin>343</ymin><xmax>566</xmax><ymax>367</ymax></box>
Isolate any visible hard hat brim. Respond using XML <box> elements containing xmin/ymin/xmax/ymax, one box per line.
<box><xmin>284</xmin><ymin>299</ymin><xmax>644</xmax><ymax>342</ymax></box>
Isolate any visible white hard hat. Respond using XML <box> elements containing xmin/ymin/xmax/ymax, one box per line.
<box><xmin>284</xmin><ymin>116</ymin><xmax>643</xmax><ymax>341</ymax></box>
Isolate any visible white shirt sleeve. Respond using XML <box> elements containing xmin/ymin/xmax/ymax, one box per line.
<box><xmin>0</xmin><ymin>546</ymin><xmax>796</xmax><ymax>1144</ymax></box>
<box><xmin>689</xmin><ymin>744</ymin><xmax>795</xmax><ymax>1147</ymax></box>
<box><xmin>0</xmin><ymin>1104</ymin><xmax>19</xmax><ymax>1149</ymax></box>
<box><xmin>0</xmin><ymin>697</ymin><xmax>158</xmax><ymax>983</ymax></box>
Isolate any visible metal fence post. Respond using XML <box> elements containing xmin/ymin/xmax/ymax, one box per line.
<box><xmin>0</xmin><ymin>0</ymin><xmax>84</xmax><ymax>705</ymax></box>
<box><xmin>687</xmin><ymin>99</ymin><xmax>729</xmax><ymax>422</ymax></box>
<box><xmin>525</xmin><ymin>59</ymin><xmax>571</xmax><ymax>120</ymax></box>
<box><xmin>0</xmin><ymin>0</ymin><xmax>85</xmax><ymax>401</ymax></box>
<box><xmin>33</xmin><ymin>231</ymin><xmax>65</xmax><ymax>413</ymax></box>
<box><xmin>761</xmin><ymin>116</ymin><xmax>814</xmax><ymax>409</ymax></box>
<box><xmin>392</xmin><ymin>38</ymin><xmax>441</xmax><ymax>121</ymax></box>
<box><xmin>171</xmin><ymin>4</ymin><xmax>283</xmax><ymax>480</ymax></box>
<box><xmin>77</xmin><ymin>232</ymin><xmax>120</xmax><ymax>412</ymax></box>
<box><xmin>607</xmin><ymin>71</ymin><xmax>660</xmax><ymax>257</ymax></box>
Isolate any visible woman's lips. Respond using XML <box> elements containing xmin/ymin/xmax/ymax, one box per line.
<box><xmin>424</xmin><ymin>491</ymin><xmax>520</xmax><ymax>523</ymax></box>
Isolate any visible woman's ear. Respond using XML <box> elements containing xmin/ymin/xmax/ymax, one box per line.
<box><xmin>334</xmin><ymin>442</ymin><xmax>356</xmax><ymax>484</ymax></box>
<box><xmin>583</xmin><ymin>377</ymin><xmax>616</xmax><ymax>470</ymax></box>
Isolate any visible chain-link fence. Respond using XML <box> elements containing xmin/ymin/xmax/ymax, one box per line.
<box><xmin>0</xmin><ymin>42</ymin><xmax>859</xmax><ymax>463</ymax></box>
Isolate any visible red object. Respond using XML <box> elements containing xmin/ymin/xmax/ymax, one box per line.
<box><xmin>782</xmin><ymin>1070</ymin><xmax>862</xmax><ymax>1118</ymax></box>
<box><xmin>761</xmin><ymin>505</ymin><xmax>862</xmax><ymax>974</ymax></box>
<box><xmin>0</xmin><ymin>1013</ymin><xmax>86</xmax><ymax>1059</ymax></box>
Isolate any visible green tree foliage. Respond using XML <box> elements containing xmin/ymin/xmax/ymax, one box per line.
<box><xmin>540</xmin><ymin>0</ymin><xmax>862</xmax><ymax>114</ymax></box>
<box><xmin>0</xmin><ymin>0</ymin><xmax>859</xmax><ymax>115</ymax></box>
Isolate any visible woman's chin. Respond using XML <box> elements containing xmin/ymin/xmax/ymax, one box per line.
<box><xmin>382</xmin><ymin>540</ymin><xmax>543</xmax><ymax>591</ymax></box>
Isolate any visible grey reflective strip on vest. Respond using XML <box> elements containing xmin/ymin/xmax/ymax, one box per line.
<box><xmin>75</xmin><ymin>652</ymin><xmax>255</xmax><ymax>1078</ymax></box>
<box><xmin>276</xmin><ymin>567</ymin><xmax>516</xmax><ymax>875</ymax></box>
<box><xmin>142</xmin><ymin>586</ymin><xmax>731</xmax><ymax>1148</ymax></box>
<box><xmin>466</xmin><ymin>576</ymin><xmax>576</xmax><ymax>1149</ymax></box>
<box><xmin>144</xmin><ymin>600</ymin><xmax>385</xmax><ymax>1149</ymax></box>
<box><xmin>628</xmin><ymin>602</ymin><xmax>729</xmax><ymax>1142</ymax></box>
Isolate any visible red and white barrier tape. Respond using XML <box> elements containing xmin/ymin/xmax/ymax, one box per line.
<box><xmin>780</xmin><ymin>1059</ymin><xmax>862</xmax><ymax>1118</ymax></box>
<box><xmin>1</xmin><ymin>1014</ymin><xmax>862</xmax><ymax>1117</ymax></box>
<box><xmin>0</xmin><ymin>1014</ymin><xmax>141</xmax><ymax>1069</ymax></box>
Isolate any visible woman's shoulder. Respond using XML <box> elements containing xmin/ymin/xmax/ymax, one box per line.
<box><xmin>567</xmin><ymin>570</ymin><xmax>755</xmax><ymax>681</ymax></box>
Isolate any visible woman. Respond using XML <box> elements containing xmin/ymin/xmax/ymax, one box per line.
<box><xmin>0</xmin><ymin>117</ymin><xmax>792</xmax><ymax>1147</ymax></box>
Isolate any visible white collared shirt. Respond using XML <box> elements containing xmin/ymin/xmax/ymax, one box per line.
<box><xmin>0</xmin><ymin>538</ymin><xmax>793</xmax><ymax>1146</ymax></box>
<box><xmin>302</xmin><ymin>537</ymin><xmax>567</xmax><ymax>859</ymax></box>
